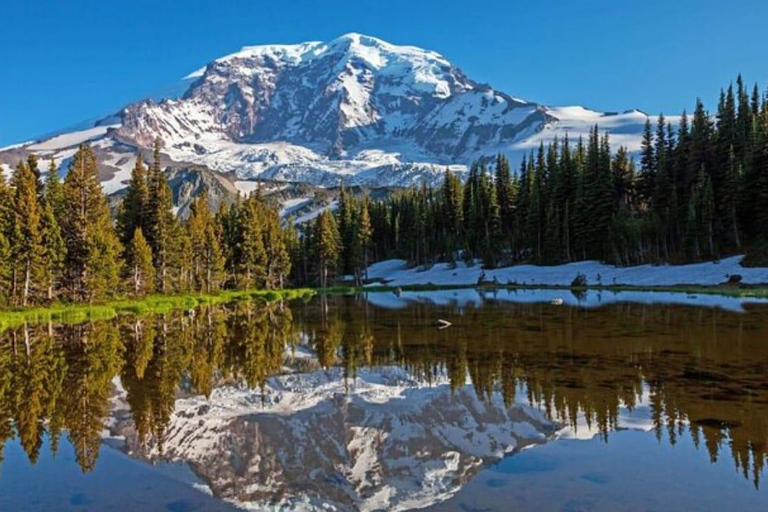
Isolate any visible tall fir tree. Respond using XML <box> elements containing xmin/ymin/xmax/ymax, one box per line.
<box><xmin>126</xmin><ymin>228</ymin><xmax>154</xmax><ymax>297</ymax></box>
<box><xmin>145</xmin><ymin>141</ymin><xmax>177</xmax><ymax>292</ymax></box>
<box><xmin>357</xmin><ymin>199</ymin><xmax>373</xmax><ymax>280</ymax></box>
<box><xmin>117</xmin><ymin>156</ymin><xmax>150</xmax><ymax>248</ymax></box>
<box><xmin>313</xmin><ymin>210</ymin><xmax>341</xmax><ymax>287</ymax></box>
<box><xmin>10</xmin><ymin>162</ymin><xmax>43</xmax><ymax>306</ymax></box>
<box><xmin>61</xmin><ymin>145</ymin><xmax>122</xmax><ymax>302</ymax></box>
<box><xmin>0</xmin><ymin>172</ymin><xmax>12</xmax><ymax>303</ymax></box>
<box><xmin>39</xmin><ymin>195</ymin><xmax>65</xmax><ymax>302</ymax></box>
<box><xmin>187</xmin><ymin>195</ymin><xmax>224</xmax><ymax>293</ymax></box>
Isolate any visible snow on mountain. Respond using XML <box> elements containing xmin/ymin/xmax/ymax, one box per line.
<box><xmin>27</xmin><ymin>124</ymin><xmax>119</xmax><ymax>151</ymax></box>
<box><xmin>1</xmin><ymin>33</ymin><xmax>669</xmax><ymax>191</ymax></box>
<box><xmin>105</xmin><ymin>333</ymin><xmax>664</xmax><ymax>511</ymax></box>
<box><xmin>109</xmin><ymin>363</ymin><xmax>556</xmax><ymax>512</ymax></box>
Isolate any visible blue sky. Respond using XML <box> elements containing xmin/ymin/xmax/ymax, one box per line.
<box><xmin>1</xmin><ymin>0</ymin><xmax>767</xmax><ymax>145</ymax></box>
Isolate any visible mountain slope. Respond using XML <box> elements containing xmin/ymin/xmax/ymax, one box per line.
<box><xmin>110</xmin><ymin>364</ymin><xmax>557</xmax><ymax>511</ymax></box>
<box><xmin>1</xmin><ymin>33</ymin><xmax>673</xmax><ymax>192</ymax></box>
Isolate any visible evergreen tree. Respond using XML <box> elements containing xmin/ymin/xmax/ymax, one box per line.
<box><xmin>262</xmin><ymin>208</ymin><xmax>290</xmax><ymax>289</ymax></box>
<box><xmin>0</xmin><ymin>174</ymin><xmax>11</xmax><ymax>303</ymax></box>
<box><xmin>187</xmin><ymin>195</ymin><xmax>224</xmax><ymax>293</ymax></box>
<box><xmin>44</xmin><ymin>159</ymin><xmax>66</xmax><ymax>223</ymax></box>
<box><xmin>358</xmin><ymin>199</ymin><xmax>373</xmax><ymax>280</ymax></box>
<box><xmin>61</xmin><ymin>145</ymin><xmax>122</xmax><ymax>302</ymax></box>
<box><xmin>145</xmin><ymin>141</ymin><xmax>177</xmax><ymax>292</ymax></box>
<box><xmin>238</xmin><ymin>193</ymin><xmax>268</xmax><ymax>287</ymax></box>
<box><xmin>639</xmin><ymin>118</ymin><xmax>655</xmax><ymax>204</ymax></box>
<box><xmin>495</xmin><ymin>154</ymin><xmax>516</xmax><ymax>248</ymax></box>
<box><xmin>313</xmin><ymin>211</ymin><xmax>341</xmax><ymax>287</ymax></box>
<box><xmin>117</xmin><ymin>157</ymin><xmax>150</xmax><ymax>247</ymax></box>
<box><xmin>441</xmin><ymin>168</ymin><xmax>464</xmax><ymax>261</ymax></box>
<box><xmin>10</xmin><ymin>162</ymin><xmax>43</xmax><ymax>306</ymax></box>
<box><xmin>126</xmin><ymin>228</ymin><xmax>154</xmax><ymax>296</ymax></box>
<box><xmin>39</xmin><ymin>196</ymin><xmax>65</xmax><ymax>302</ymax></box>
<box><xmin>337</xmin><ymin>183</ymin><xmax>357</xmax><ymax>275</ymax></box>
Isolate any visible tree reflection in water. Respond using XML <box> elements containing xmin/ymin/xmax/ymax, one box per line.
<box><xmin>0</xmin><ymin>295</ymin><xmax>767</xmax><ymax>487</ymax></box>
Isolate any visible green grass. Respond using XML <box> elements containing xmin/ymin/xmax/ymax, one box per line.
<box><xmin>0</xmin><ymin>288</ymin><xmax>315</xmax><ymax>332</ymax></box>
<box><xmin>5</xmin><ymin>280</ymin><xmax>766</xmax><ymax>332</ymax></box>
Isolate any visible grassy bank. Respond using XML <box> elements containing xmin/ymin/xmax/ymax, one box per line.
<box><xmin>320</xmin><ymin>282</ymin><xmax>768</xmax><ymax>299</ymax></box>
<box><xmin>0</xmin><ymin>288</ymin><xmax>315</xmax><ymax>331</ymax></box>
<box><xmin>4</xmin><ymin>281</ymin><xmax>767</xmax><ymax>331</ymax></box>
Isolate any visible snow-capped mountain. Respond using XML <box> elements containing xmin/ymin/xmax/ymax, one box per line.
<box><xmin>1</xmin><ymin>33</ymin><xmax>672</xmax><ymax>192</ymax></box>
<box><xmin>109</xmin><ymin>364</ymin><xmax>557</xmax><ymax>511</ymax></box>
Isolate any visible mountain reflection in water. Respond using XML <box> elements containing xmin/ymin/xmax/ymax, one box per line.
<box><xmin>1</xmin><ymin>293</ymin><xmax>768</xmax><ymax>510</ymax></box>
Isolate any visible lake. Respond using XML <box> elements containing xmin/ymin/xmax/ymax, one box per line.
<box><xmin>1</xmin><ymin>289</ymin><xmax>768</xmax><ymax>511</ymax></box>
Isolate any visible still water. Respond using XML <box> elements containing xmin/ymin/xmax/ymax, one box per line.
<box><xmin>1</xmin><ymin>289</ymin><xmax>768</xmax><ymax>511</ymax></box>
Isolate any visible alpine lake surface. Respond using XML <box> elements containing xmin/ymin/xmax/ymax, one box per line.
<box><xmin>2</xmin><ymin>289</ymin><xmax>768</xmax><ymax>511</ymax></box>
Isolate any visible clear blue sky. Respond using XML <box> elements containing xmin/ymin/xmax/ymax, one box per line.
<box><xmin>1</xmin><ymin>0</ymin><xmax>767</xmax><ymax>145</ymax></box>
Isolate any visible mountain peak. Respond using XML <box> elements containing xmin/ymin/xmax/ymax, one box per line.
<box><xmin>2</xmin><ymin>34</ymin><xmax>661</xmax><ymax>193</ymax></box>
<box><xmin>185</xmin><ymin>34</ymin><xmax>449</xmax><ymax>80</ymax></box>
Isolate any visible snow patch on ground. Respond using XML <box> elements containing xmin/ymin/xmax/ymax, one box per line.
<box><xmin>280</xmin><ymin>196</ymin><xmax>313</xmax><ymax>217</ymax></box>
<box><xmin>233</xmin><ymin>180</ymin><xmax>262</xmax><ymax>196</ymax></box>
<box><xmin>367</xmin><ymin>256</ymin><xmax>768</xmax><ymax>288</ymax></box>
<box><xmin>292</xmin><ymin>200</ymin><xmax>338</xmax><ymax>224</ymax></box>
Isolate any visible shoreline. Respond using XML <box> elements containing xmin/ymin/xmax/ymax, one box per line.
<box><xmin>323</xmin><ymin>282</ymin><xmax>768</xmax><ymax>298</ymax></box>
<box><xmin>4</xmin><ymin>280</ymin><xmax>768</xmax><ymax>331</ymax></box>
<box><xmin>0</xmin><ymin>288</ymin><xmax>315</xmax><ymax>331</ymax></box>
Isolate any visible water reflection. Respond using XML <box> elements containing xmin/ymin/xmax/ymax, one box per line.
<box><xmin>1</xmin><ymin>294</ymin><xmax>768</xmax><ymax>509</ymax></box>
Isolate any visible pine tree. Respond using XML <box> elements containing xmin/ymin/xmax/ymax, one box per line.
<box><xmin>44</xmin><ymin>159</ymin><xmax>65</xmax><ymax>222</ymax></box>
<box><xmin>480</xmin><ymin>166</ymin><xmax>501</xmax><ymax>266</ymax></box>
<box><xmin>10</xmin><ymin>162</ymin><xmax>43</xmax><ymax>306</ymax></box>
<box><xmin>639</xmin><ymin>118</ymin><xmax>655</xmax><ymax>204</ymax></box>
<box><xmin>514</xmin><ymin>156</ymin><xmax>531</xmax><ymax>260</ymax></box>
<box><xmin>358</xmin><ymin>199</ymin><xmax>373</xmax><ymax>279</ymax></box>
<box><xmin>612</xmin><ymin>147</ymin><xmax>635</xmax><ymax>207</ymax></box>
<box><xmin>26</xmin><ymin>154</ymin><xmax>44</xmax><ymax>199</ymax></box>
<box><xmin>699</xmin><ymin>171</ymin><xmax>716</xmax><ymax>257</ymax></box>
<box><xmin>313</xmin><ymin>211</ymin><xmax>341</xmax><ymax>287</ymax></box>
<box><xmin>187</xmin><ymin>195</ymin><xmax>224</xmax><ymax>293</ymax></box>
<box><xmin>117</xmin><ymin>156</ymin><xmax>150</xmax><ymax>247</ymax></box>
<box><xmin>0</xmin><ymin>173</ymin><xmax>11</xmax><ymax>303</ymax></box>
<box><xmin>722</xmin><ymin>145</ymin><xmax>742</xmax><ymax>249</ymax></box>
<box><xmin>582</xmin><ymin>127</ymin><xmax>614</xmax><ymax>260</ymax></box>
<box><xmin>262</xmin><ymin>209</ymin><xmax>290</xmax><ymax>289</ymax></box>
<box><xmin>441</xmin><ymin>168</ymin><xmax>464</xmax><ymax>261</ymax></box>
<box><xmin>238</xmin><ymin>193</ymin><xmax>268</xmax><ymax>287</ymax></box>
<box><xmin>754</xmin><ymin>108</ymin><xmax>768</xmax><ymax>240</ymax></box>
<box><xmin>126</xmin><ymin>228</ymin><xmax>154</xmax><ymax>296</ymax></box>
<box><xmin>61</xmin><ymin>145</ymin><xmax>122</xmax><ymax>302</ymax></box>
<box><xmin>495</xmin><ymin>154</ymin><xmax>516</xmax><ymax>247</ymax></box>
<box><xmin>337</xmin><ymin>183</ymin><xmax>356</xmax><ymax>275</ymax></box>
<box><xmin>145</xmin><ymin>141</ymin><xmax>177</xmax><ymax>293</ymax></box>
<box><xmin>39</xmin><ymin>197</ymin><xmax>65</xmax><ymax>302</ymax></box>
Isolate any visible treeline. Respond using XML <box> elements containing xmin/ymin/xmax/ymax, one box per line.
<box><xmin>3</xmin><ymin>76</ymin><xmax>768</xmax><ymax>296</ymax></box>
<box><xmin>0</xmin><ymin>143</ymin><xmax>296</xmax><ymax>307</ymax></box>
<box><xmin>0</xmin><ymin>302</ymin><xmax>294</xmax><ymax>472</ymax></box>
<box><xmin>297</xmin><ymin>75</ymin><xmax>768</xmax><ymax>279</ymax></box>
